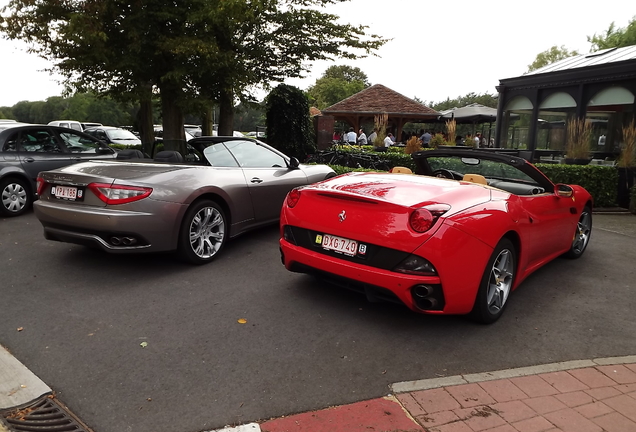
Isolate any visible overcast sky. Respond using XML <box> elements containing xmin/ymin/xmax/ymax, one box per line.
<box><xmin>1</xmin><ymin>0</ymin><xmax>634</xmax><ymax>108</ymax></box>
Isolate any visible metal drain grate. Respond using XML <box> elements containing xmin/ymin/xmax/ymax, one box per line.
<box><xmin>0</xmin><ymin>395</ymin><xmax>92</xmax><ymax>432</ymax></box>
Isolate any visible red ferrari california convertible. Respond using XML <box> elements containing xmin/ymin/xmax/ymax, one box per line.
<box><xmin>279</xmin><ymin>149</ymin><xmax>592</xmax><ymax>323</ymax></box>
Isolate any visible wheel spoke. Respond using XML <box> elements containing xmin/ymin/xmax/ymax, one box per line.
<box><xmin>188</xmin><ymin>206</ymin><xmax>225</xmax><ymax>259</ymax></box>
<box><xmin>487</xmin><ymin>249</ymin><xmax>513</xmax><ymax>314</ymax></box>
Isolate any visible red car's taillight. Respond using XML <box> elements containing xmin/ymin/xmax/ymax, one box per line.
<box><xmin>410</xmin><ymin>208</ymin><xmax>434</xmax><ymax>233</ymax></box>
<box><xmin>36</xmin><ymin>176</ymin><xmax>47</xmax><ymax>196</ymax></box>
<box><xmin>409</xmin><ymin>204</ymin><xmax>451</xmax><ymax>233</ymax></box>
<box><xmin>286</xmin><ymin>188</ymin><xmax>301</xmax><ymax>208</ymax></box>
<box><xmin>88</xmin><ymin>183</ymin><xmax>153</xmax><ymax>205</ymax></box>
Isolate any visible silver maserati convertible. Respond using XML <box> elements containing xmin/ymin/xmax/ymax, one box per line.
<box><xmin>33</xmin><ymin>136</ymin><xmax>335</xmax><ymax>264</ymax></box>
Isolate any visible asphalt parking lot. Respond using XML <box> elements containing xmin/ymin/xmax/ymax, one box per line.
<box><xmin>1</xmin><ymin>210</ymin><xmax>635</xmax><ymax>432</ymax></box>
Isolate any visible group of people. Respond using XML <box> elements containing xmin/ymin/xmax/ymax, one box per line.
<box><xmin>333</xmin><ymin>126</ymin><xmax>496</xmax><ymax>149</ymax></box>
<box><xmin>335</xmin><ymin>127</ymin><xmax>388</xmax><ymax>147</ymax></box>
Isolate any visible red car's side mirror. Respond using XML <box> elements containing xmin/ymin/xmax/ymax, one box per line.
<box><xmin>555</xmin><ymin>184</ymin><xmax>574</xmax><ymax>198</ymax></box>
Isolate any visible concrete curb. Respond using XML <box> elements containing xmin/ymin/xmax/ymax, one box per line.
<box><xmin>390</xmin><ymin>355</ymin><xmax>636</xmax><ymax>393</ymax></box>
<box><xmin>0</xmin><ymin>344</ymin><xmax>51</xmax><ymax>410</ymax></box>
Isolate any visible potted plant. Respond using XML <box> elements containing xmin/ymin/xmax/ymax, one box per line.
<box><xmin>564</xmin><ymin>118</ymin><xmax>592</xmax><ymax>164</ymax></box>
<box><xmin>617</xmin><ymin>120</ymin><xmax>636</xmax><ymax>208</ymax></box>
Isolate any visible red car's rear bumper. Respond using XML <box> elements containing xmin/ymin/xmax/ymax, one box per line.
<box><xmin>280</xmin><ymin>219</ymin><xmax>495</xmax><ymax>315</ymax></box>
<box><xmin>280</xmin><ymin>237</ymin><xmax>444</xmax><ymax>313</ymax></box>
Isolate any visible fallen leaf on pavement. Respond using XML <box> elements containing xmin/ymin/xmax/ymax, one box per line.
<box><xmin>238</xmin><ymin>318</ymin><xmax>247</xmax><ymax>324</ymax></box>
<box><xmin>140</xmin><ymin>342</ymin><xmax>148</xmax><ymax>348</ymax></box>
<box><xmin>17</xmin><ymin>327</ymin><xmax>23</xmax><ymax>332</ymax></box>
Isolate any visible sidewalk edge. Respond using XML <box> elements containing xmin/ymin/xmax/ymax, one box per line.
<box><xmin>390</xmin><ymin>355</ymin><xmax>636</xmax><ymax>393</ymax></box>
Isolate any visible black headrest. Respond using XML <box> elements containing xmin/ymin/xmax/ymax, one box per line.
<box><xmin>154</xmin><ymin>150</ymin><xmax>184</xmax><ymax>163</ymax></box>
<box><xmin>116</xmin><ymin>149</ymin><xmax>145</xmax><ymax>160</ymax></box>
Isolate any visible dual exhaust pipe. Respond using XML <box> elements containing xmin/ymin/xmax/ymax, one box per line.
<box><xmin>109</xmin><ymin>236</ymin><xmax>138</xmax><ymax>246</ymax></box>
<box><xmin>412</xmin><ymin>284</ymin><xmax>439</xmax><ymax>310</ymax></box>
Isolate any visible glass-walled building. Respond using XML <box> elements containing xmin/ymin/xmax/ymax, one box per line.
<box><xmin>495</xmin><ymin>46</ymin><xmax>636</xmax><ymax>162</ymax></box>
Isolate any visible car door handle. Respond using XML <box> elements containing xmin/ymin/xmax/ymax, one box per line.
<box><xmin>25</xmin><ymin>157</ymin><xmax>35</xmax><ymax>163</ymax></box>
<box><xmin>250</xmin><ymin>177</ymin><xmax>263</xmax><ymax>183</ymax></box>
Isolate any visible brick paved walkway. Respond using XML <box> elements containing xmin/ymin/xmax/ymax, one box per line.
<box><xmin>394</xmin><ymin>361</ymin><xmax>636</xmax><ymax>432</ymax></box>
<box><xmin>245</xmin><ymin>357</ymin><xmax>636</xmax><ymax>432</ymax></box>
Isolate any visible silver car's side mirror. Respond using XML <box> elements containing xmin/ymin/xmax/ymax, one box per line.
<box><xmin>288</xmin><ymin>157</ymin><xmax>300</xmax><ymax>169</ymax></box>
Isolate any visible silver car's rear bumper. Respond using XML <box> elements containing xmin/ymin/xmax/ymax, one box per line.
<box><xmin>33</xmin><ymin>199</ymin><xmax>185</xmax><ymax>253</ymax></box>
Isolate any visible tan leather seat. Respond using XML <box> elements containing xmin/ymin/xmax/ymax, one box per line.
<box><xmin>462</xmin><ymin>173</ymin><xmax>487</xmax><ymax>185</ymax></box>
<box><xmin>390</xmin><ymin>166</ymin><xmax>413</xmax><ymax>174</ymax></box>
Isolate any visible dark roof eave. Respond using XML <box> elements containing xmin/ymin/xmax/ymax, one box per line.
<box><xmin>322</xmin><ymin>110</ymin><xmax>440</xmax><ymax>117</ymax></box>
<box><xmin>499</xmin><ymin>59</ymin><xmax>636</xmax><ymax>88</ymax></box>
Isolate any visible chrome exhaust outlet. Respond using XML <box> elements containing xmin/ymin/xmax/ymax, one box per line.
<box><xmin>412</xmin><ymin>284</ymin><xmax>434</xmax><ymax>298</ymax></box>
<box><xmin>122</xmin><ymin>237</ymin><xmax>137</xmax><ymax>246</ymax></box>
<box><xmin>110</xmin><ymin>236</ymin><xmax>122</xmax><ymax>246</ymax></box>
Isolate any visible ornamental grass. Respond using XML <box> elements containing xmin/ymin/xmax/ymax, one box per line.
<box><xmin>445</xmin><ymin>119</ymin><xmax>456</xmax><ymax>146</ymax></box>
<box><xmin>565</xmin><ymin>118</ymin><xmax>592</xmax><ymax>160</ymax></box>
<box><xmin>404</xmin><ymin>135</ymin><xmax>422</xmax><ymax>154</ymax></box>
<box><xmin>618</xmin><ymin>120</ymin><xmax>636</xmax><ymax>168</ymax></box>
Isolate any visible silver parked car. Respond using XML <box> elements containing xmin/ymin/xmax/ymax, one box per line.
<box><xmin>34</xmin><ymin>136</ymin><xmax>335</xmax><ymax>264</ymax></box>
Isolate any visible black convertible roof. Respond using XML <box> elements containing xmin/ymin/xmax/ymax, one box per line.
<box><xmin>411</xmin><ymin>148</ymin><xmax>554</xmax><ymax>189</ymax></box>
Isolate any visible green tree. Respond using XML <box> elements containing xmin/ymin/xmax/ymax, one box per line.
<box><xmin>1</xmin><ymin>0</ymin><xmax>386</xmax><ymax>153</ymax></box>
<box><xmin>527</xmin><ymin>45</ymin><xmax>579</xmax><ymax>72</ymax></box>
<box><xmin>306</xmin><ymin>65</ymin><xmax>369</xmax><ymax>109</ymax></box>
<box><xmin>265</xmin><ymin>84</ymin><xmax>314</xmax><ymax>160</ymax></box>
<box><xmin>588</xmin><ymin>16</ymin><xmax>636</xmax><ymax>51</ymax></box>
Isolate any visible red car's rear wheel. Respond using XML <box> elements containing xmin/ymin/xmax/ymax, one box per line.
<box><xmin>471</xmin><ymin>238</ymin><xmax>516</xmax><ymax>324</ymax></box>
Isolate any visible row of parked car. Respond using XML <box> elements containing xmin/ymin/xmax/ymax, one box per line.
<box><xmin>0</xmin><ymin>120</ymin><xmax>212</xmax><ymax>217</ymax></box>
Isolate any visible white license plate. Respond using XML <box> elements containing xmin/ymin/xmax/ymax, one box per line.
<box><xmin>320</xmin><ymin>234</ymin><xmax>358</xmax><ymax>256</ymax></box>
<box><xmin>52</xmin><ymin>185</ymin><xmax>82</xmax><ymax>201</ymax></box>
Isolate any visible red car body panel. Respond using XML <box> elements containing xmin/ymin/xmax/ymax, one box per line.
<box><xmin>279</xmin><ymin>161</ymin><xmax>593</xmax><ymax>316</ymax></box>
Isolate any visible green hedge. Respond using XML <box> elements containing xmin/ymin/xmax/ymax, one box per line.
<box><xmin>535</xmin><ymin>164</ymin><xmax>617</xmax><ymax>208</ymax></box>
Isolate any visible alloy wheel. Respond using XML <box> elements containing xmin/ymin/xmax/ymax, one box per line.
<box><xmin>571</xmin><ymin>210</ymin><xmax>591</xmax><ymax>255</ymax></box>
<box><xmin>486</xmin><ymin>248</ymin><xmax>514</xmax><ymax>315</ymax></box>
<box><xmin>188</xmin><ymin>206</ymin><xmax>225</xmax><ymax>259</ymax></box>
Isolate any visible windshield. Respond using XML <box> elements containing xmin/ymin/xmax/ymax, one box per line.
<box><xmin>106</xmin><ymin>129</ymin><xmax>139</xmax><ymax>140</ymax></box>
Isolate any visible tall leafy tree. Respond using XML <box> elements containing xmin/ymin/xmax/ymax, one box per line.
<box><xmin>527</xmin><ymin>45</ymin><xmax>579</xmax><ymax>72</ymax></box>
<box><xmin>1</xmin><ymin>0</ymin><xmax>387</xmax><ymax>152</ymax></box>
<box><xmin>265</xmin><ymin>84</ymin><xmax>314</xmax><ymax>160</ymax></box>
<box><xmin>306</xmin><ymin>65</ymin><xmax>369</xmax><ymax>109</ymax></box>
<box><xmin>588</xmin><ymin>16</ymin><xmax>636</xmax><ymax>51</ymax></box>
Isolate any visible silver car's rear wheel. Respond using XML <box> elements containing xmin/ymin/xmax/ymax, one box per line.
<box><xmin>178</xmin><ymin>200</ymin><xmax>227</xmax><ymax>264</ymax></box>
<box><xmin>471</xmin><ymin>238</ymin><xmax>516</xmax><ymax>324</ymax></box>
<box><xmin>1</xmin><ymin>177</ymin><xmax>30</xmax><ymax>217</ymax></box>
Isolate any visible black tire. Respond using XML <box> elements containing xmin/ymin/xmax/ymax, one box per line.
<box><xmin>471</xmin><ymin>238</ymin><xmax>517</xmax><ymax>324</ymax></box>
<box><xmin>564</xmin><ymin>206</ymin><xmax>592</xmax><ymax>259</ymax></box>
<box><xmin>177</xmin><ymin>200</ymin><xmax>227</xmax><ymax>264</ymax></box>
<box><xmin>0</xmin><ymin>177</ymin><xmax>31</xmax><ymax>217</ymax></box>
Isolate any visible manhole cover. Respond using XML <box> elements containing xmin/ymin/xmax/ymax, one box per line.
<box><xmin>0</xmin><ymin>395</ymin><xmax>92</xmax><ymax>432</ymax></box>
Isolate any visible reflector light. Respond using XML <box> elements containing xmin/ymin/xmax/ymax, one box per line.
<box><xmin>394</xmin><ymin>255</ymin><xmax>437</xmax><ymax>275</ymax></box>
<box><xmin>88</xmin><ymin>183</ymin><xmax>152</xmax><ymax>205</ymax></box>
<box><xmin>286</xmin><ymin>188</ymin><xmax>301</xmax><ymax>208</ymax></box>
<box><xmin>409</xmin><ymin>208</ymin><xmax>434</xmax><ymax>232</ymax></box>
<box><xmin>36</xmin><ymin>176</ymin><xmax>47</xmax><ymax>196</ymax></box>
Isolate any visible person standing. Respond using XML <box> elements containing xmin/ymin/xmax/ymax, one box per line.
<box><xmin>474</xmin><ymin>133</ymin><xmax>481</xmax><ymax>148</ymax></box>
<box><xmin>420</xmin><ymin>130</ymin><xmax>432</xmax><ymax>148</ymax></box>
<box><xmin>346</xmin><ymin>127</ymin><xmax>357</xmax><ymax>145</ymax></box>
<box><xmin>383</xmin><ymin>133</ymin><xmax>394</xmax><ymax>148</ymax></box>
<box><xmin>357</xmin><ymin>128</ymin><xmax>367</xmax><ymax>145</ymax></box>
<box><xmin>367</xmin><ymin>128</ymin><xmax>377</xmax><ymax>146</ymax></box>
